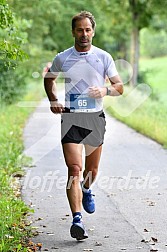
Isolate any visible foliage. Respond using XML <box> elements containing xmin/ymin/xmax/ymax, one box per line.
<box><xmin>0</xmin><ymin>63</ymin><xmax>28</xmax><ymax>105</ymax></box>
<box><xmin>139</xmin><ymin>56</ymin><xmax>167</xmax><ymax>95</ymax></box>
<box><xmin>0</xmin><ymin>0</ymin><xmax>13</xmax><ymax>28</ymax></box>
<box><xmin>7</xmin><ymin>0</ymin><xmax>167</xmax><ymax>72</ymax></box>
<box><xmin>8</xmin><ymin>0</ymin><xmax>131</xmax><ymax>58</ymax></box>
<box><xmin>105</xmin><ymin>94</ymin><xmax>167</xmax><ymax>148</ymax></box>
<box><xmin>128</xmin><ymin>0</ymin><xmax>153</xmax><ymax>30</ymax></box>
<box><xmin>0</xmin><ymin>105</ymin><xmax>29</xmax><ymax>251</ymax></box>
<box><xmin>104</xmin><ymin>55</ymin><xmax>167</xmax><ymax>148</ymax></box>
<box><xmin>0</xmin><ymin>0</ymin><xmax>31</xmax><ymax>104</ymax></box>
<box><xmin>137</xmin><ymin>69</ymin><xmax>149</xmax><ymax>84</ymax></box>
<box><xmin>0</xmin><ymin>0</ymin><xmax>28</xmax><ymax>66</ymax></box>
<box><xmin>140</xmin><ymin>28</ymin><xmax>167</xmax><ymax>58</ymax></box>
<box><xmin>0</xmin><ymin>84</ymin><xmax>42</xmax><ymax>251</ymax></box>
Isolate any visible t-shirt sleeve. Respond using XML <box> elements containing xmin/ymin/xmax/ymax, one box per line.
<box><xmin>105</xmin><ymin>54</ymin><xmax>118</xmax><ymax>78</ymax></box>
<box><xmin>50</xmin><ymin>54</ymin><xmax>61</xmax><ymax>75</ymax></box>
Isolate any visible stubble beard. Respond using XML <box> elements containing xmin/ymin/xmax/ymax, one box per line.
<box><xmin>76</xmin><ymin>38</ymin><xmax>92</xmax><ymax>48</ymax></box>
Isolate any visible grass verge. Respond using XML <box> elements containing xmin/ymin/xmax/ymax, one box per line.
<box><xmin>0</xmin><ymin>81</ymin><xmax>42</xmax><ymax>252</ymax></box>
<box><xmin>104</xmin><ymin>56</ymin><xmax>167</xmax><ymax>148</ymax></box>
<box><xmin>105</xmin><ymin>96</ymin><xmax>167</xmax><ymax>148</ymax></box>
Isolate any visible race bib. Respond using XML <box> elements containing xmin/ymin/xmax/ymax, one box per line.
<box><xmin>70</xmin><ymin>94</ymin><xmax>96</xmax><ymax>112</ymax></box>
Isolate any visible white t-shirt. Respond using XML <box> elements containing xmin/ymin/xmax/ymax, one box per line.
<box><xmin>50</xmin><ymin>45</ymin><xmax>118</xmax><ymax>112</ymax></box>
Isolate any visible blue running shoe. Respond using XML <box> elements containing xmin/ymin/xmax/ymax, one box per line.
<box><xmin>70</xmin><ymin>215</ymin><xmax>88</xmax><ymax>240</ymax></box>
<box><xmin>82</xmin><ymin>189</ymin><xmax>95</xmax><ymax>214</ymax></box>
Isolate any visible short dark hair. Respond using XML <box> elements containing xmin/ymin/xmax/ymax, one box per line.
<box><xmin>72</xmin><ymin>11</ymin><xmax>96</xmax><ymax>30</ymax></box>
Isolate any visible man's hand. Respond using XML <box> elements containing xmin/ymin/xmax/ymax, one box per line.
<box><xmin>88</xmin><ymin>86</ymin><xmax>107</xmax><ymax>98</ymax></box>
<box><xmin>50</xmin><ymin>101</ymin><xmax>65</xmax><ymax>114</ymax></box>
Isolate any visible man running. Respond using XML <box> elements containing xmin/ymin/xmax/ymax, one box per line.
<box><xmin>44</xmin><ymin>11</ymin><xmax>123</xmax><ymax>240</ymax></box>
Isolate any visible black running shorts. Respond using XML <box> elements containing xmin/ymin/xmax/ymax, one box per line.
<box><xmin>61</xmin><ymin>108</ymin><xmax>106</xmax><ymax>147</ymax></box>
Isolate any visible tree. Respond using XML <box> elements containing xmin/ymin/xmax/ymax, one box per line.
<box><xmin>128</xmin><ymin>0</ymin><xmax>167</xmax><ymax>85</ymax></box>
<box><xmin>0</xmin><ymin>0</ymin><xmax>28</xmax><ymax>67</ymax></box>
<box><xmin>7</xmin><ymin>0</ymin><xmax>167</xmax><ymax>87</ymax></box>
<box><xmin>0</xmin><ymin>0</ymin><xmax>29</xmax><ymax>104</ymax></box>
<box><xmin>128</xmin><ymin>0</ymin><xmax>152</xmax><ymax>85</ymax></box>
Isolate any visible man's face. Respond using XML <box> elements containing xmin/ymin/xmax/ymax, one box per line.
<box><xmin>72</xmin><ymin>18</ymin><xmax>95</xmax><ymax>50</ymax></box>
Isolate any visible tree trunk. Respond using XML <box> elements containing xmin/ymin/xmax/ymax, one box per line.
<box><xmin>129</xmin><ymin>0</ymin><xmax>140</xmax><ymax>86</ymax></box>
<box><xmin>130</xmin><ymin>25</ymin><xmax>140</xmax><ymax>86</ymax></box>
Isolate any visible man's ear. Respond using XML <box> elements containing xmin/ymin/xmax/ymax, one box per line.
<box><xmin>92</xmin><ymin>30</ymin><xmax>95</xmax><ymax>37</ymax></box>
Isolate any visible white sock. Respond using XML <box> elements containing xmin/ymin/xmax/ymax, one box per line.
<box><xmin>82</xmin><ymin>185</ymin><xmax>91</xmax><ymax>193</ymax></box>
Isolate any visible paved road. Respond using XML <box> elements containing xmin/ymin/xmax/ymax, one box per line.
<box><xmin>22</xmin><ymin>99</ymin><xmax>167</xmax><ymax>252</ymax></box>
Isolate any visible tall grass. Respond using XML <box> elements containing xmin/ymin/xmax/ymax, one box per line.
<box><xmin>0</xmin><ymin>81</ymin><xmax>42</xmax><ymax>251</ymax></box>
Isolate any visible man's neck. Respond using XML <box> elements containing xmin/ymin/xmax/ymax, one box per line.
<box><xmin>74</xmin><ymin>44</ymin><xmax>92</xmax><ymax>52</ymax></box>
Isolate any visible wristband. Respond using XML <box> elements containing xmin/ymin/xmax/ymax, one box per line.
<box><xmin>106</xmin><ymin>87</ymin><xmax>111</xmax><ymax>96</ymax></box>
<box><xmin>50</xmin><ymin>100</ymin><xmax>58</xmax><ymax>107</ymax></box>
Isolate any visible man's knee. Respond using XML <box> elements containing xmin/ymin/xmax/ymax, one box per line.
<box><xmin>84</xmin><ymin>166</ymin><xmax>98</xmax><ymax>178</ymax></box>
<box><xmin>66</xmin><ymin>164</ymin><xmax>81</xmax><ymax>190</ymax></box>
<box><xmin>68</xmin><ymin>164</ymin><xmax>81</xmax><ymax>177</ymax></box>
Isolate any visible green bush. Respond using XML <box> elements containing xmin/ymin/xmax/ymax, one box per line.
<box><xmin>140</xmin><ymin>28</ymin><xmax>167</xmax><ymax>58</ymax></box>
<box><xmin>0</xmin><ymin>62</ymin><xmax>29</xmax><ymax>105</ymax></box>
<box><xmin>0</xmin><ymin>83</ymin><xmax>42</xmax><ymax>251</ymax></box>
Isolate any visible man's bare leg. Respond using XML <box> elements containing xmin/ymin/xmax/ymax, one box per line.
<box><xmin>62</xmin><ymin>143</ymin><xmax>83</xmax><ymax>214</ymax></box>
<box><xmin>83</xmin><ymin>144</ymin><xmax>102</xmax><ymax>188</ymax></box>
<box><xmin>81</xmin><ymin>144</ymin><xmax>102</xmax><ymax>214</ymax></box>
<box><xmin>62</xmin><ymin>143</ymin><xmax>88</xmax><ymax>240</ymax></box>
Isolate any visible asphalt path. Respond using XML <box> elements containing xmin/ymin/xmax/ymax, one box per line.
<box><xmin>22</xmin><ymin>99</ymin><xmax>167</xmax><ymax>252</ymax></box>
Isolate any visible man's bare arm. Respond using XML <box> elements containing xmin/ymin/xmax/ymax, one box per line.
<box><xmin>88</xmin><ymin>75</ymin><xmax>123</xmax><ymax>98</ymax></box>
<box><xmin>44</xmin><ymin>70</ymin><xmax>64</xmax><ymax>113</ymax></box>
<box><xmin>107</xmin><ymin>74</ymin><xmax>123</xmax><ymax>96</ymax></box>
